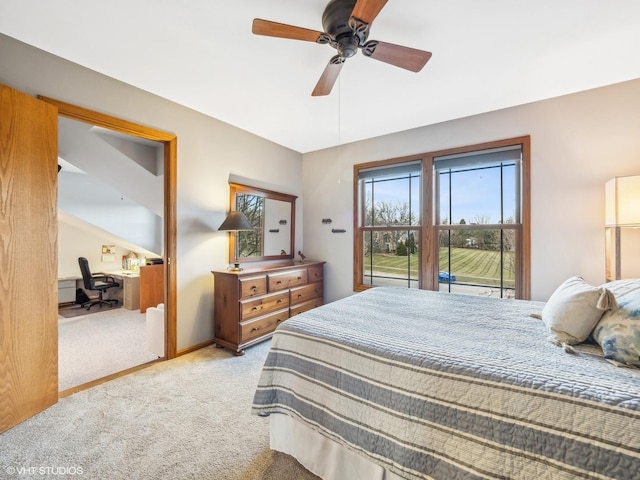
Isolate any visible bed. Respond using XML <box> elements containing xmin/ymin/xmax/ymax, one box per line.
<box><xmin>252</xmin><ymin>286</ymin><xmax>640</xmax><ymax>480</ymax></box>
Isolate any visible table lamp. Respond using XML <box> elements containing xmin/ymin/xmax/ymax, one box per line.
<box><xmin>605</xmin><ymin>175</ymin><xmax>640</xmax><ymax>281</ymax></box>
<box><xmin>218</xmin><ymin>210</ymin><xmax>254</xmax><ymax>271</ymax></box>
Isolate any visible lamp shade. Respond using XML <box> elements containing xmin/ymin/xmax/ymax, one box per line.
<box><xmin>605</xmin><ymin>175</ymin><xmax>640</xmax><ymax>227</ymax></box>
<box><xmin>218</xmin><ymin>210</ymin><xmax>254</xmax><ymax>231</ymax></box>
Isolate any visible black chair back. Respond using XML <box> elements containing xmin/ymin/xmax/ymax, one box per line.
<box><xmin>78</xmin><ymin>257</ymin><xmax>94</xmax><ymax>290</ymax></box>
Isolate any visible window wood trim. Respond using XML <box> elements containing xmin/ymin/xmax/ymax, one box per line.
<box><xmin>353</xmin><ymin>136</ymin><xmax>531</xmax><ymax>299</ymax></box>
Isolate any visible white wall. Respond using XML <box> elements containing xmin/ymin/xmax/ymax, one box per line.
<box><xmin>0</xmin><ymin>33</ymin><xmax>303</xmax><ymax>351</ymax></box>
<box><xmin>302</xmin><ymin>79</ymin><xmax>640</xmax><ymax>302</ymax></box>
<box><xmin>58</xmin><ymin>171</ymin><xmax>162</xmax><ymax>255</ymax></box>
<box><xmin>58</xmin><ymin>214</ymin><xmax>149</xmax><ymax>278</ymax></box>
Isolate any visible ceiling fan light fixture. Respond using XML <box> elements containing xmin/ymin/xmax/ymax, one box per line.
<box><xmin>252</xmin><ymin>0</ymin><xmax>431</xmax><ymax>96</ymax></box>
<box><xmin>336</xmin><ymin>35</ymin><xmax>359</xmax><ymax>58</ymax></box>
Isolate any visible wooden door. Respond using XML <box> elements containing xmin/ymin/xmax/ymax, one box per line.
<box><xmin>0</xmin><ymin>84</ymin><xmax>59</xmax><ymax>432</ymax></box>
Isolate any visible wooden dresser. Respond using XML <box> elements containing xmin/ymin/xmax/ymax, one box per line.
<box><xmin>212</xmin><ymin>260</ymin><xmax>324</xmax><ymax>355</ymax></box>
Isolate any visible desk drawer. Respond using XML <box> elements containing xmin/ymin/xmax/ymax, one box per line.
<box><xmin>290</xmin><ymin>283</ymin><xmax>323</xmax><ymax>306</ymax></box>
<box><xmin>240</xmin><ymin>276</ymin><xmax>267</xmax><ymax>299</ymax></box>
<box><xmin>268</xmin><ymin>269</ymin><xmax>308</xmax><ymax>292</ymax></box>
<box><xmin>241</xmin><ymin>291</ymin><xmax>289</xmax><ymax>320</ymax></box>
<box><xmin>240</xmin><ymin>309</ymin><xmax>288</xmax><ymax>343</ymax></box>
<box><xmin>58</xmin><ymin>279</ymin><xmax>77</xmax><ymax>304</ymax></box>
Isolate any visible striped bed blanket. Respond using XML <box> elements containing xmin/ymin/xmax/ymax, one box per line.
<box><xmin>251</xmin><ymin>287</ymin><xmax>640</xmax><ymax>479</ymax></box>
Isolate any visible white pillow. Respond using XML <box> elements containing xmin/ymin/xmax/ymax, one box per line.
<box><xmin>542</xmin><ymin>276</ymin><xmax>617</xmax><ymax>345</ymax></box>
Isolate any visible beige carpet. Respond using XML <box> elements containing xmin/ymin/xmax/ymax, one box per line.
<box><xmin>0</xmin><ymin>341</ymin><xmax>320</xmax><ymax>480</ymax></box>
<box><xmin>58</xmin><ymin>308</ymin><xmax>159</xmax><ymax>391</ymax></box>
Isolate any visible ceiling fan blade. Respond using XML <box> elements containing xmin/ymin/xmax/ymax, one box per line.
<box><xmin>350</xmin><ymin>0</ymin><xmax>388</xmax><ymax>24</ymax></box>
<box><xmin>362</xmin><ymin>41</ymin><xmax>432</xmax><ymax>72</ymax></box>
<box><xmin>311</xmin><ymin>58</ymin><xmax>345</xmax><ymax>96</ymax></box>
<box><xmin>252</xmin><ymin>19</ymin><xmax>325</xmax><ymax>42</ymax></box>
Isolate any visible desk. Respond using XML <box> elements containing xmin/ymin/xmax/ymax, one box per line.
<box><xmin>58</xmin><ymin>276</ymin><xmax>82</xmax><ymax>304</ymax></box>
<box><xmin>108</xmin><ymin>271</ymin><xmax>140</xmax><ymax>310</ymax></box>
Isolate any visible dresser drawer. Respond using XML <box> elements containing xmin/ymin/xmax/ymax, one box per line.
<box><xmin>268</xmin><ymin>269</ymin><xmax>308</xmax><ymax>291</ymax></box>
<box><xmin>308</xmin><ymin>265</ymin><xmax>324</xmax><ymax>283</ymax></box>
<box><xmin>290</xmin><ymin>282</ymin><xmax>323</xmax><ymax>306</ymax></box>
<box><xmin>241</xmin><ymin>291</ymin><xmax>290</xmax><ymax>320</ymax></box>
<box><xmin>240</xmin><ymin>275</ymin><xmax>267</xmax><ymax>299</ymax></box>
<box><xmin>290</xmin><ymin>298</ymin><xmax>324</xmax><ymax>316</ymax></box>
<box><xmin>240</xmin><ymin>309</ymin><xmax>288</xmax><ymax>343</ymax></box>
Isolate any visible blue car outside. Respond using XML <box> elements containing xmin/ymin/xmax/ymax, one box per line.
<box><xmin>438</xmin><ymin>271</ymin><xmax>456</xmax><ymax>283</ymax></box>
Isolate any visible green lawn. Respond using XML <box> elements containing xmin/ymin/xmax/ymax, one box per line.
<box><xmin>364</xmin><ymin>247</ymin><xmax>515</xmax><ymax>286</ymax></box>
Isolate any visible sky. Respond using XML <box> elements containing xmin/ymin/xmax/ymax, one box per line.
<box><xmin>369</xmin><ymin>162</ymin><xmax>517</xmax><ymax>225</ymax></box>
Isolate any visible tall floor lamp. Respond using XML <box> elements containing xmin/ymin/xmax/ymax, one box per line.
<box><xmin>605</xmin><ymin>175</ymin><xmax>640</xmax><ymax>281</ymax></box>
<box><xmin>218</xmin><ymin>210</ymin><xmax>254</xmax><ymax>271</ymax></box>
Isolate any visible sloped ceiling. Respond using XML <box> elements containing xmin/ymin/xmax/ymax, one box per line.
<box><xmin>1</xmin><ymin>0</ymin><xmax>640</xmax><ymax>153</ymax></box>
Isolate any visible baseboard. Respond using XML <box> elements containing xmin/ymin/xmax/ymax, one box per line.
<box><xmin>176</xmin><ymin>339</ymin><xmax>215</xmax><ymax>357</ymax></box>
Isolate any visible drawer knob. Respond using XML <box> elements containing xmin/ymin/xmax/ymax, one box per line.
<box><xmin>251</xmin><ymin>326</ymin><xmax>261</xmax><ymax>332</ymax></box>
<box><xmin>276</xmin><ymin>280</ymin><xmax>282</xmax><ymax>285</ymax></box>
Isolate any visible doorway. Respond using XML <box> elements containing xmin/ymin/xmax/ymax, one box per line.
<box><xmin>40</xmin><ymin>96</ymin><xmax>178</xmax><ymax>393</ymax></box>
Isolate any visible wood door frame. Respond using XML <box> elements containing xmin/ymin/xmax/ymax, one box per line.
<box><xmin>40</xmin><ymin>96</ymin><xmax>178</xmax><ymax>359</ymax></box>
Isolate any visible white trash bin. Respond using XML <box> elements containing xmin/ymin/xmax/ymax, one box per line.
<box><xmin>146</xmin><ymin>303</ymin><xmax>165</xmax><ymax>357</ymax></box>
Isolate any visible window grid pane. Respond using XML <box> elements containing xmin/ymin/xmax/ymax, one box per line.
<box><xmin>362</xmin><ymin>229</ymin><xmax>419</xmax><ymax>288</ymax></box>
<box><xmin>361</xmin><ymin>173</ymin><xmax>420</xmax><ymax>227</ymax></box>
<box><xmin>437</xmin><ymin>162</ymin><xmax>518</xmax><ymax>225</ymax></box>
<box><xmin>437</xmin><ymin>227</ymin><xmax>517</xmax><ymax>297</ymax></box>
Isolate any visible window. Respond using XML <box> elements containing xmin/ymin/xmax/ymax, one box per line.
<box><xmin>435</xmin><ymin>146</ymin><xmax>522</xmax><ymax>298</ymax></box>
<box><xmin>356</xmin><ymin>161</ymin><xmax>422</xmax><ymax>288</ymax></box>
<box><xmin>354</xmin><ymin>137</ymin><xmax>530</xmax><ymax>299</ymax></box>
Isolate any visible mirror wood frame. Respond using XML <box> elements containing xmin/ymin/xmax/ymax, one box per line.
<box><xmin>39</xmin><ymin>96</ymin><xmax>178</xmax><ymax>359</ymax></box>
<box><xmin>229</xmin><ymin>183</ymin><xmax>297</xmax><ymax>264</ymax></box>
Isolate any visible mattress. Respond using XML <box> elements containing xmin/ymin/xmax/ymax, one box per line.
<box><xmin>252</xmin><ymin>287</ymin><xmax>640</xmax><ymax>479</ymax></box>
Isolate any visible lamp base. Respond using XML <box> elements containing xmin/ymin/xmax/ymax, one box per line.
<box><xmin>227</xmin><ymin>261</ymin><xmax>243</xmax><ymax>272</ymax></box>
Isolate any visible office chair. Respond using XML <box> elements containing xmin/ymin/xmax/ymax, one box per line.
<box><xmin>78</xmin><ymin>257</ymin><xmax>120</xmax><ymax>310</ymax></box>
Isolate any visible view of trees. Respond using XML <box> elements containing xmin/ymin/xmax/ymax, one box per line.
<box><xmin>236</xmin><ymin>194</ymin><xmax>263</xmax><ymax>257</ymax></box>
<box><xmin>363</xmin><ymin>199</ymin><xmax>418</xmax><ymax>256</ymax></box>
<box><xmin>439</xmin><ymin>215</ymin><xmax>516</xmax><ymax>253</ymax></box>
<box><xmin>364</xmin><ymin>197</ymin><xmax>515</xmax><ymax>258</ymax></box>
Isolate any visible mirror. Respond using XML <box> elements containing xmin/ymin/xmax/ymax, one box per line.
<box><xmin>229</xmin><ymin>183</ymin><xmax>296</xmax><ymax>263</ymax></box>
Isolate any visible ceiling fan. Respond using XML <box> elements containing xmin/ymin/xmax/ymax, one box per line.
<box><xmin>252</xmin><ymin>0</ymin><xmax>432</xmax><ymax>96</ymax></box>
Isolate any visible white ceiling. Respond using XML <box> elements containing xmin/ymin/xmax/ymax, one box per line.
<box><xmin>2</xmin><ymin>0</ymin><xmax>640</xmax><ymax>153</ymax></box>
